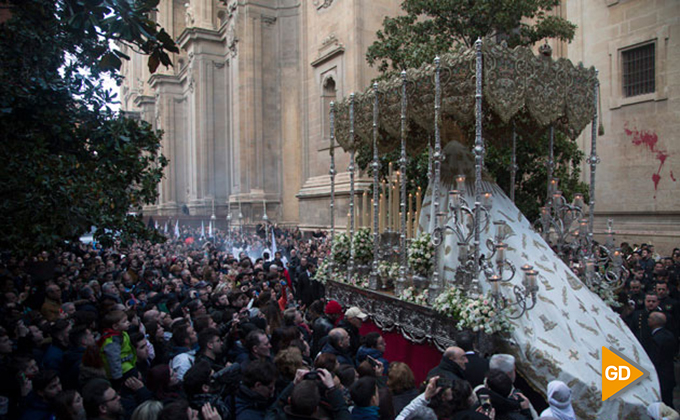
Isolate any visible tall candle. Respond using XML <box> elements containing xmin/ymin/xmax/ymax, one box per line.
<box><xmin>379</xmin><ymin>193</ymin><xmax>385</xmax><ymax>233</ymax></box>
<box><xmin>385</xmin><ymin>181</ymin><xmax>392</xmax><ymax>230</ymax></box>
<box><xmin>388</xmin><ymin>162</ymin><xmax>393</xmax><ymax>177</ymax></box>
<box><xmin>415</xmin><ymin>187</ymin><xmax>422</xmax><ymax>216</ymax></box>
<box><xmin>407</xmin><ymin>211</ymin><xmax>412</xmax><ymax>239</ymax></box>
<box><xmin>392</xmin><ymin>185</ymin><xmax>398</xmax><ymax>231</ymax></box>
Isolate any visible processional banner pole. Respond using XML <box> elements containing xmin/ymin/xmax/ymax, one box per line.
<box><xmin>430</xmin><ymin>57</ymin><xmax>442</xmax><ymax>302</ymax></box>
<box><xmin>369</xmin><ymin>83</ymin><xmax>380</xmax><ymax>290</ymax></box>
<box><xmin>329</xmin><ymin>101</ymin><xmax>336</xmax><ymax>271</ymax></box>
<box><xmin>397</xmin><ymin>71</ymin><xmax>408</xmax><ymax>296</ymax></box>
<box><xmin>587</xmin><ymin>70</ymin><xmax>600</xmax><ymax>248</ymax></box>
<box><xmin>348</xmin><ymin>94</ymin><xmax>356</xmax><ymax>277</ymax></box>
<box><xmin>472</xmin><ymin>38</ymin><xmax>484</xmax><ymax>289</ymax></box>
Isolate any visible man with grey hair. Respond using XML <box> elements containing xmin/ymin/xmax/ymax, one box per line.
<box><xmin>489</xmin><ymin>354</ymin><xmax>516</xmax><ymax>382</ymax></box>
<box><xmin>489</xmin><ymin>354</ymin><xmax>540</xmax><ymax>418</ymax></box>
<box><xmin>101</xmin><ymin>281</ymin><xmax>121</xmax><ymax>302</ymax></box>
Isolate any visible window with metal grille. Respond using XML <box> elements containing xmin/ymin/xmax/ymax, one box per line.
<box><xmin>622</xmin><ymin>43</ymin><xmax>655</xmax><ymax>97</ymax></box>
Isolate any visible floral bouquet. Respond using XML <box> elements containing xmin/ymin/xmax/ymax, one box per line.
<box><xmin>433</xmin><ymin>287</ymin><xmax>512</xmax><ymax>335</ymax></box>
<box><xmin>352</xmin><ymin>228</ymin><xmax>374</xmax><ymax>265</ymax></box>
<box><xmin>399</xmin><ymin>286</ymin><xmax>429</xmax><ymax>306</ymax></box>
<box><xmin>377</xmin><ymin>261</ymin><xmax>400</xmax><ymax>281</ymax></box>
<box><xmin>408</xmin><ymin>233</ymin><xmax>434</xmax><ymax>276</ymax></box>
<box><xmin>331</xmin><ymin>232</ymin><xmax>351</xmax><ymax>266</ymax></box>
<box><xmin>348</xmin><ymin>275</ymin><xmax>370</xmax><ymax>289</ymax></box>
<box><xmin>457</xmin><ymin>293</ymin><xmax>513</xmax><ymax>335</ymax></box>
<box><xmin>313</xmin><ymin>257</ymin><xmax>332</xmax><ymax>284</ymax></box>
<box><xmin>432</xmin><ymin>286</ymin><xmax>465</xmax><ymax>321</ymax></box>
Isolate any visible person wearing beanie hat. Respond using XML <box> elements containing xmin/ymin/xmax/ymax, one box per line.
<box><xmin>311</xmin><ymin>300</ymin><xmax>343</xmax><ymax>357</ymax></box>
<box><xmin>325</xmin><ymin>300</ymin><xmax>343</xmax><ymax>316</ymax></box>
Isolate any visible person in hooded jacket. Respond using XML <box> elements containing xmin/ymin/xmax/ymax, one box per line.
<box><xmin>539</xmin><ymin>381</ymin><xmax>575</xmax><ymax>420</ymax></box>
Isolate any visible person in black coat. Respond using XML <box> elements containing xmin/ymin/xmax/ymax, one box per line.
<box><xmin>296</xmin><ymin>259</ymin><xmax>316</xmax><ymax>307</ymax></box>
<box><xmin>234</xmin><ymin>360</ymin><xmax>278</xmax><ymax>420</ymax></box>
<box><xmin>19</xmin><ymin>370</ymin><xmax>62</xmax><ymax>420</ymax></box>
<box><xmin>475</xmin><ymin>370</ymin><xmax>531</xmax><ymax>420</ymax></box>
<box><xmin>456</xmin><ymin>332</ymin><xmax>488</xmax><ymax>388</ymax></box>
<box><xmin>648</xmin><ymin>311</ymin><xmax>678</xmax><ymax>408</ymax></box>
<box><xmin>426</xmin><ymin>346</ymin><xmax>468</xmax><ymax>383</ymax></box>
<box><xmin>626</xmin><ymin>292</ymin><xmax>661</xmax><ymax>354</ymax></box>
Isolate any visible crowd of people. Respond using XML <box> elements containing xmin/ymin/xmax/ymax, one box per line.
<box><xmin>0</xmin><ymin>225</ymin><xmax>677</xmax><ymax>420</ymax></box>
<box><xmin>619</xmin><ymin>244</ymin><xmax>680</xmax><ymax>409</ymax></box>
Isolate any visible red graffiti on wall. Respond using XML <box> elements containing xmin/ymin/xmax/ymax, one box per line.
<box><xmin>624</xmin><ymin>124</ymin><xmax>674</xmax><ymax>197</ymax></box>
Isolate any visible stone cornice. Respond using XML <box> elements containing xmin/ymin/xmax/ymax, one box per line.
<box><xmin>148</xmin><ymin>73</ymin><xmax>183</xmax><ymax>89</ymax></box>
<box><xmin>177</xmin><ymin>27</ymin><xmax>225</xmax><ymax>49</ymax></box>
<box><xmin>133</xmin><ymin>94</ymin><xmax>155</xmax><ymax>107</ymax></box>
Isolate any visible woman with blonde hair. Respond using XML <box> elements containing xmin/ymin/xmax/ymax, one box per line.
<box><xmin>387</xmin><ymin>362</ymin><xmax>419</xmax><ymax>415</ymax></box>
<box><xmin>131</xmin><ymin>400</ymin><xmax>163</xmax><ymax>420</ymax></box>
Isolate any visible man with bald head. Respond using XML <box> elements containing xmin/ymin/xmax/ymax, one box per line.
<box><xmin>648</xmin><ymin>311</ymin><xmax>677</xmax><ymax>407</ymax></box>
<box><xmin>426</xmin><ymin>346</ymin><xmax>468</xmax><ymax>382</ymax></box>
<box><xmin>318</xmin><ymin>328</ymin><xmax>354</xmax><ymax>366</ymax></box>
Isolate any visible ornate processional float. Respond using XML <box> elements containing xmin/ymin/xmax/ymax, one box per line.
<box><xmin>320</xmin><ymin>39</ymin><xmax>658</xmax><ymax>420</ymax></box>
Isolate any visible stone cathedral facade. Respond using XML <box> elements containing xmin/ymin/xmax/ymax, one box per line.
<box><xmin>121</xmin><ymin>0</ymin><xmax>679</xmax><ymax>251</ymax></box>
<box><xmin>121</xmin><ymin>0</ymin><xmax>400</xmax><ymax>230</ymax></box>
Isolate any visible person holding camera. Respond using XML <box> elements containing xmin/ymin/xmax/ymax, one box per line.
<box><xmin>268</xmin><ymin>367</ymin><xmax>350</xmax><ymax>420</ymax></box>
<box><xmin>474</xmin><ymin>370</ymin><xmax>530</xmax><ymax>420</ymax></box>
<box><xmin>396</xmin><ymin>376</ymin><xmax>495</xmax><ymax>420</ymax></box>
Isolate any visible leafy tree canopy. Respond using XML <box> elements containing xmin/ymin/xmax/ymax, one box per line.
<box><xmin>367</xmin><ymin>0</ymin><xmax>576</xmax><ymax>74</ymax></box>
<box><xmin>363</xmin><ymin>0</ymin><xmax>586</xmax><ymax>219</ymax></box>
<box><xmin>0</xmin><ymin>0</ymin><xmax>178</xmax><ymax>255</ymax></box>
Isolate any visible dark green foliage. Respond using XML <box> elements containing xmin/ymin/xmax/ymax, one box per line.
<box><xmin>485</xmin><ymin>129</ymin><xmax>589</xmax><ymax>222</ymax></box>
<box><xmin>367</xmin><ymin>0</ymin><xmax>576</xmax><ymax>74</ymax></box>
<box><xmin>365</xmin><ymin>0</ymin><xmax>587</xmax><ymax>217</ymax></box>
<box><xmin>0</xmin><ymin>0</ymin><xmax>175</xmax><ymax>255</ymax></box>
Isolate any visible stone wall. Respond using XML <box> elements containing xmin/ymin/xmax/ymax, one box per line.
<box><xmin>566</xmin><ymin>0</ymin><xmax>680</xmax><ymax>254</ymax></box>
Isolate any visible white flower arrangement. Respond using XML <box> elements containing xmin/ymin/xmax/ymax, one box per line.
<box><xmin>332</xmin><ymin>233</ymin><xmax>351</xmax><ymax>266</ymax></box>
<box><xmin>433</xmin><ymin>286</ymin><xmax>512</xmax><ymax>335</ymax></box>
<box><xmin>312</xmin><ymin>257</ymin><xmax>332</xmax><ymax>284</ymax></box>
<box><xmin>399</xmin><ymin>286</ymin><xmax>429</xmax><ymax>305</ymax></box>
<box><xmin>590</xmin><ymin>281</ymin><xmax>622</xmax><ymax>308</ymax></box>
<box><xmin>352</xmin><ymin>228</ymin><xmax>374</xmax><ymax>265</ymax></box>
<box><xmin>378</xmin><ymin>261</ymin><xmax>400</xmax><ymax>280</ymax></box>
<box><xmin>408</xmin><ymin>233</ymin><xmax>434</xmax><ymax>276</ymax></box>
<box><xmin>312</xmin><ymin>257</ymin><xmax>343</xmax><ymax>284</ymax></box>
<box><xmin>348</xmin><ymin>275</ymin><xmax>370</xmax><ymax>289</ymax></box>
